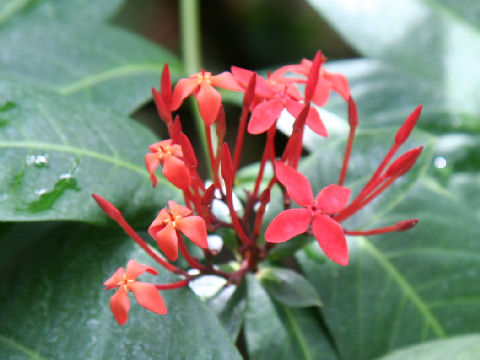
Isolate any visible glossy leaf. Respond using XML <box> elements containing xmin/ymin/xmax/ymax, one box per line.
<box><xmin>380</xmin><ymin>334</ymin><xmax>480</xmax><ymax>360</ymax></box>
<box><xmin>0</xmin><ymin>0</ymin><xmax>181</xmax><ymax>114</ymax></box>
<box><xmin>208</xmin><ymin>282</ymin><xmax>247</xmax><ymax>341</ymax></box>
<box><xmin>258</xmin><ymin>267</ymin><xmax>322</xmax><ymax>307</ymax></box>
<box><xmin>322</xmin><ymin>59</ymin><xmax>480</xmax><ymax>132</ymax></box>
<box><xmin>0</xmin><ymin>223</ymin><xmax>242</xmax><ymax>360</ymax></box>
<box><xmin>307</xmin><ymin>0</ymin><xmax>480</xmax><ymax>117</ymax></box>
<box><xmin>0</xmin><ymin>80</ymin><xmax>180</xmax><ymax>223</ymax></box>
<box><xmin>244</xmin><ymin>275</ymin><xmax>337</xmax><ymax>360</ymax></box>
<box><xmin>297</xmin><ymin>178</ymin><xmax>480</xmax><ymax>359</ymax></box>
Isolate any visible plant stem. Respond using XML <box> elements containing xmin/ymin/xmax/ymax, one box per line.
<box><xmin>179</xmin><ymin>0</ymin><xmax>211</xmax><ymax>176</ymax></box>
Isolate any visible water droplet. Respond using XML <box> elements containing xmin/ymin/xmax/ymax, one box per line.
<box><xmin>434</xmin><ymin>156</ymin><xmax>447</xmax><ymax>169</ymax></box>
<box><xmin>35</xmin><ymin>188</ymin><xmax>48</xmax><ymax>196</ymax></box>
<box><xmin>26</xmin><ymin>154</ymin><xmax>49</xmax><ymax>168</ymax></box>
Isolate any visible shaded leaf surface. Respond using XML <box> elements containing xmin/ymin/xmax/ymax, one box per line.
<box><xmin>0</xmin><ymin>80</ymin><xmax>180</xmax><ymax>223</ymax></box>
<box><xmin>244</xmin><ymin>275</ymin><xmax>337</xmax><ymax>360</ymax></box>
<box><xmin>259</xmin><ymin>267</ymin><xmax>322</xmax><ymax>307</ymax></box>
<box><xmin>307</xmin><ymin>0</ymin><xmax>480</xmax><ymax>118</ymax></box>
<box><xmin>297</xmin><ymin>178</ymin><xmax>480</xmax><ymax>359</ymax></box>
<box><xmin>0</xmin><ymin>224</ymin><xmax>242</xmax><ymax>360</ymax></box>
<box><xmin>380</xmin><ymin>334</ymin><xmax>480</xmax><ymax>360</ymax></box>
<box><xmin>0</xmin><ymin>0</ymin><xmax>181</xmax><ymax>114</ymax></box>
<box><xmin>208</xmin><ymin>282</ymin><xmax>247</xmax><ymax>341</ymax></box>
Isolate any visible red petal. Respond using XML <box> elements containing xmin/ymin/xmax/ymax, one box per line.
<box><xmin>145</xmin><ymin>153</ymin><xmax>160</xmax><ymax>187</ymax></box>
<box><xmin>110</xmin><ymin>288</ymin><xmax>130</xmax><ymax>325</ymax></box>
<box><xmin>312</xmin><ymin>77</ymin><xmax>332</xmax><ymax>107</ymax></box>
<box><xmin>104</xmin><ymin>267</ymin><xmax>125</xmax><ymax>290</ymax></box>
<box><xmin>324</xmin><ymin>71</ymin><xmax>350</xmax><ymax>100</ymax></box>
<box><xmin>275</xmin><ymin>162</ymin><xmax>313</xmax><ymax>207</ymax></box>
<box><xmin>161</xmin><ymin>63</ymin><xmax>172</xmax><ymax>103</ymax></box>
<box><xmin>149</xmin><ymin>221</ymin><xmax>179</xmax><ymax>261</ymax></box>
<box><xmin>162</xmin><ymin>155</ymin><xmax>190</xmax><ymax>190</ymax></box>
<box><xmin>196</xmin><ymin>82</ymin><xmax>221</xmax><ymax>125</ymax></box>
<box><xmin>231</xmin><ymin>66</ymin><xmax>274</xmax><ymax>98</ymax></box>
<box><xmin>130</xmin><ymin>282</ymin><xmax>168</xmax><ymax>315</ymax></box>
<box><xmin>125</xmin><ymin>259</ymin><xmax>158</xmax><ymax>280</ymax></box>
<box><xmin>306</xmin><ymin>106</ymin><xmax>328</xmax><ymax>137</ymax></box>
<box><xmin>168</xmin><ymin>200</ymin><xmax>192</xmax><ymax>217</ymax></box>
<box><xmin>211</xmin><ymin>72</ymin><xmax>243</xmax><ymax>91</ymax></box>
<box><xmin>176</xmin><ymin>215</ymin><xmax>208</xmax><ymax>249</ymax></box>
<box><xmin>247</xmin><ymin>98</ymin><xmax>284</xmax><ymax>134</ymax></box>
<box><xmin>152</xmin><ymin>87</ymin><xmax>171</xmax><ymax>123</ymax></box>
<box><xmin>170</xmin><ymin>78</ymin><xmax>199</xmax><ymax>110</ymax></box>
<box><xmin>315</xmin><ymin>184</ymin><xmax>350</xmax><ymax>214</ymax></box>
<box><xmin>312</xmin><ymin>214</ymin><xmax>348</xmax><ymax>266</ymax></box>
<box><xmin>265</xmin><ymin>208</ymin><xmax>312</xmax><ymax>243</ymax></box>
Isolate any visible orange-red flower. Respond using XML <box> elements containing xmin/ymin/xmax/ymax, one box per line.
<box><xmin>104</xmin><ymin>259</ymin><xmax>167</xmax><ymax>325</ymax></box>
<box><xmin>170</xmin><ymin>70</ymin><xmax>242</xmax><ymax>125</ymax></box>
<box><xmin>148</xmin><ymin>200</ymin><xmax>208</xmax><ymax>261</ymax></box>
<box><xmin>145</xmin><ymin>139</ymin><xmax>190</xmax><ymax>189</ymax></box>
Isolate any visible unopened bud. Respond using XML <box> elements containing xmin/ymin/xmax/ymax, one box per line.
<box><xmin>394</xmin><ymin>105</ymin><xmax>422</xmax><ymax>145</ymax></box>
<box><xmin>304</xmin><ymin>51</ymin><xmax>322</xmax><ymax>102</ymax></box>
<box><xmin>243</xmin><ymin>73</ymin><xmax>256</xmax><ymax>108</ymax></box>
<box><xmin>348</xmin><ymin>96</ymin><xmax>359</xmax><ymax>129</ymax></box>
<box><xmin>92</xmin><ymin>194</ymin><xmax>123</xmax><ymax>223</ymax></box>
<box><xmin>221</xmin><ymin>143</ymin><xmax>234</xmax><ymax>185</ymax></box>
<box><xmin>395</xmin><ymin>219</ymin><xmax>418</xmax><ymax>231</ymax></box>
<box><xmin>385</xmin><ymin>146</ymin><xmax>423</xmax><ymax>178</ymax></box>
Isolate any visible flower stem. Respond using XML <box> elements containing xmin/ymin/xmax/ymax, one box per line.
<box><xmin>179</xmin><ymin>0</ymin><xmax>211</xmax><ymax>177</ymax></box>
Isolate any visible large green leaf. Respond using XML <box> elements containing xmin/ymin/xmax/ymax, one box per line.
<box><xmin>244</xmin><ymin>275</ymin><xmax>337</xmax><ymax>360</ymax></box>
<box><xmin>0</xmin><ymin>223</ymin><xmax>242</xmax><ymax>360</ymax></box>
<box><xmin>0</xmin><ymin>80</ymin><xmax>180</xmax><ymax>223</ymax></box>
<box><xmin>307</xmin><ymin>0</ymin><xmax>480</xmax><ymax>117</ymax></box>
<box><xmin>297</xmin><ymin>177</ymin><xmax>480</xmax><ymax>360</ymax></box>
<box><xmin>0</xmin><ymin>0</ymin><xmax>181</xmax><ymax>114</ymax></box>
<box><xmin>322</xmin><ymin>59</ymin><xmax>480</xmax><ymax>132</ymax></box>
<box><xmin>380</xmin><ymin>334</ymin><xmax>480</xmax><ymax>360</ymax></box>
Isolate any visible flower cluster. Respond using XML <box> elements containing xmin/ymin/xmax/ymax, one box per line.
<box><xmin>94</xmin><ymin>50</ymin><xmax>422</xmax><ymax>325</ymax></box>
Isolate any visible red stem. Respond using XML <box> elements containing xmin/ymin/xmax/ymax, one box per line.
<box><xmin>154</xmin><ymin>279</ymin><xmax>190</xmax><ymax>290</ymax></box>
<box><xmin>338</xmin><ymin>127</ymin><xmax>356</xmax><ymax>186</ymax></box>
<box><xmin>232</xmin><ymin>105</ymin><xmax>250</xmax><ymax>175</ymax></box>
<box><xmin>253</xmin><ymin>127</ymin><xmax>276</xmax><ymax>198</ymax></box>
<box><xmin>178</xmin><ymin>234</ymin><xmax>206</xmax><ymax>270</ymax></box>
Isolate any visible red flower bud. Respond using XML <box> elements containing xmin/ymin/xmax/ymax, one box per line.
<box><xmin>394</xmin><ymin>105</ymin><xmax>422</xmax><ymax>145</ymax></box>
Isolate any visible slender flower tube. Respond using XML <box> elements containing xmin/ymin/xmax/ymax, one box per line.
<box><xmin>104</xmin><ymin>259</ymin><xmax>167</xmax><ymax>325</ymax></box>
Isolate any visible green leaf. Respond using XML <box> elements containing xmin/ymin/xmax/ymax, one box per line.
<box><xmin>208</xmin><ymin>282</ymin><xmax>247</xmax><ymax>341</ymax></box>
<box><xmin>306</xmin><ymin>0</ymin><xmax>480</xmax><ymax>117</ymax></box>
<box><xmin>244</xmin><ymin>275</ymin><xmax>337</xmax><ymax>360</ymax></box>
<box><xmin>0</xmin><ymin>223</ymin><xmax>242</xmax><ymax>360</ymax></box>
<box><xmin>379</xmin><ymin>334</ymin><xmax>480</xmax><ymax>360</ymax></box>
<box><xmin>0</xmin><ymin>0</ymin><xmax>181</xmax><ymax>114</ymax></box>
<box><xmin>447</xmin><ymin>172</ymin><xmax>480</xmax><ymax>219</ymax></box>
<box><xmin>0</xmin><ymin>80</ymin><xmax>181</xmax><ymax>223</ymax></box>
<box><xmin>0</xmin><ymin>0</ymin><xmax>125</xmax><ymax>26</ymax></box>
<box><xmin>258</xmin><ymin>267</ymin><xmax>322</xmax><ymax>307</ymax></box>
<box><xmin>322</xmin><ymin>59</ymin><xmax>480</xmax><ymax>132</ymax></box>
<box><xmin>297</xmin><ymin>178</ymin><xmax>480</xmax><ymax>359</ymax></box>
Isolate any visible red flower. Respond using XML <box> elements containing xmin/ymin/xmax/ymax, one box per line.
<box><xmin>265</xmin><ymin>162</ymin><xmax>351</xmax><ymax>266</ymax></box>
<box><xmin>104</xmin><ymin>259</ymin><xmax>167</xmax><ymax>325</ymax></box>
<box><xmin>148</xmin><ymin>200</ymin><xmax>208</xmax><ymax>261</ymax></box>
<box><xmin>170</xmin><ymin>70</ymin><xmax>242</xmax><ymax>125</ymax></box>
<box><xmin>272</xmin><ymin>55</ymin><xmax>350</xmax><ymax>106</ymax></box>
<box><xmin>145</xmin><ymin>139</ymin><xmax>190</xmax><ymax>189</ymax></box>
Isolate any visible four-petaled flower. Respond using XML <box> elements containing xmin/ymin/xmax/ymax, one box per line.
<box><xmin>104</xmin><ymin>259</ymin><xmax>167</xmax><ymax>325</ymax></box>
<box><xmin>145</xmin><ymin>139</ymin><xmax>190</xmax><ymax>189</ymax></box>
<box><xmin>170</xmin><ymin>70</ymin><xmax>242</xmax><ymax>125</ymax></box>
<box><xmin>149</xmin><ymin>200</ymin><xmax>208</xmax><ymax>261</ymax></box>
<box><xmin>265</xmin><ymin>162</ymin><xmax>351</xmax><ymax>266</ymax></box>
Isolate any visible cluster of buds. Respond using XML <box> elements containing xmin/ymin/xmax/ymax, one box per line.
<box><xmin>93</xmin><ymin>51</ymin><xmax>422</xmax><ymax>325</ymax></box>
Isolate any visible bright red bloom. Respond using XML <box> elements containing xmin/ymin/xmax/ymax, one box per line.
<box><xmin>145</xmin><ymin>139</ymin><xmax>190</xmax><ymax>189</ymax></box>
<box><xmin>104</xmin><ymin>259</ymin><xmax>167</xmax><ymax>325</ymax></box>
<box><xmin>148</xmin><ymin>200</ymin><xmax>208</xmax><ymax>261</ymax></box>
<box><xmin>170</xmin><ymin>70</ymin><xmax>242</xmax><ymax>125</ymax></box>
<box><xmin>265</xmin><ymin>162</ymin><xmax>351</xmax><ymax>266</ymax></box>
